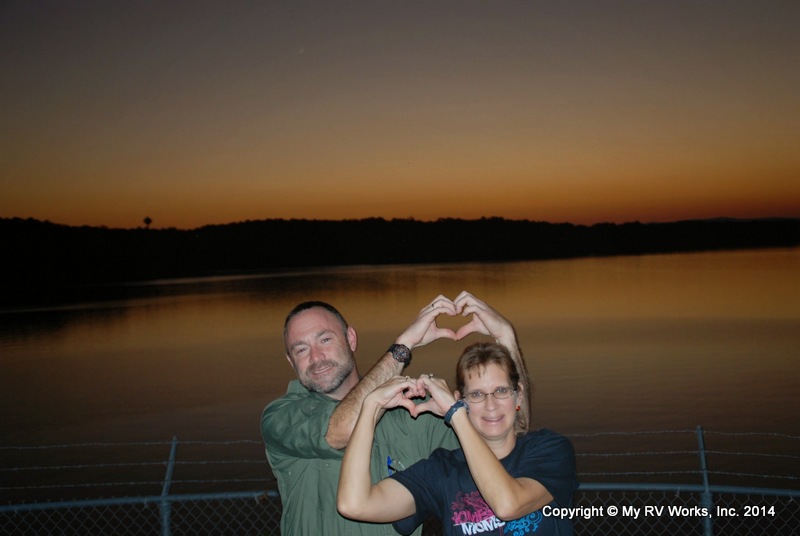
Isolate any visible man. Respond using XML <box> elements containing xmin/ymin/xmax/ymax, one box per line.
<box><xmin>261</xmin><ymin>292</ymin><xmax>530</xmax><ymax>535</ymax></box>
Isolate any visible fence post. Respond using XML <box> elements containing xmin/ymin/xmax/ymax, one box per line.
<box><xmin>696</xmin><ymin>426</ymin><xmax>714</xmax><ymax>536</ymax></box>
<box><xmin>161</xmin><ymin>436</ymin><xmax>179</xmax><ymax>536</ymax></box>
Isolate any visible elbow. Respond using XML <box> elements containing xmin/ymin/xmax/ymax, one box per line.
<box><xmin>336</xmin><ymin>496</ymin><xmax>349</xmax><ymax>518</ymax></box>
<box><xmin>492</xmin><ymin>494</ymin><xmax>553</xmax><ymax>522</ymax></box>
<box><xmin>484</xmin><ymin>493</ymin><xmax>524</xmax><ymax>521</ymax></box>
<box><xmin>325</xmin><ymin>428</ymin><xmax>348</xmax><ymax>450</ymax></box>
<box><xmin>336</xmin><ymin>494</ymin><xmax>361</xmax><ymax>520</ymax></box>
<box><xmin>325</xmin><ymin>435</ymin><xmax>347</xmax><ymax>451</ymax></box>
<box><xmin>336</xmin><ymin>479</ymin><xmax>363</xmax><ymax>520</ymax></box>
<box><xmin>494</xmin><ymin>502</ymin><xmax>534</xmax><ymax>522</ymax></box>
<box><xmin>493</xmin><ymin>504</ymin><xmax>521</xmax><ymax>522</ymax></box>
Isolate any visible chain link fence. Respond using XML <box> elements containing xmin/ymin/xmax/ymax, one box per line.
<box><xmin>2</xmin><ymin>429</ymin><xmax>798</xmax><ymax>535</ymax></box>
<box><xmin>2</xmin><ymin>486</ymin><xmax>798</xmax><ymax>535</ymax></box>
<box><xmin>0</xmin><ymin>492</ymin><xmax>279</xmax><ymax>536</ymax></box>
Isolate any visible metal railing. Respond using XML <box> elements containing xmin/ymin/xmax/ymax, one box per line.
<box><xmin>1</xmin><ymin>427</ymin><xmax>798</xmax><ymax>535</ymax></box>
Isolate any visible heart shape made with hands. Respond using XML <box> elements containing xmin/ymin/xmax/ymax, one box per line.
<box><xmin>390</xmin><ymin>374</ymin><xmax>456</xmax><ymax>420</ymax></box>
<box><xmin>424</xmin><ymin>295</ymin><xmax>495</xmax><ymax>342</ymax></box>
<box><xmin>433</xmin><ymin>311</ymin><xmax>475</xmax><ymax>336</ymax></box>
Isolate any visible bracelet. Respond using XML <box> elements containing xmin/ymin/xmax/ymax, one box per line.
<box><xmin>444</xmin><ymin>400</ymin><xmax>469</xmax><ymax>426</ymax></box>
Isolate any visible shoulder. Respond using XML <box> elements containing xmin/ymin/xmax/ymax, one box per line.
<box><xmin>511</xmin><ymin>429</ymin><xmax>576</xmax><ymax>466</ymax></box>
<box><xmin>520</xmin><ymin>428</ymin><xmax>574</xmax><ymax>451</ymax></box>
<box><xmin>508</xmin><ymin>430</ymin><xmax>578</xmax><ymax>506</ymax></box>
<box><xmin>261</xmin><ymin>381</ymin><xmax>336</xmax><ymax>435</ymax></box>
<box><xmin>263</xmin><ymin>380</ymin><xmax>326</xmax><ymax>413</ymax></box>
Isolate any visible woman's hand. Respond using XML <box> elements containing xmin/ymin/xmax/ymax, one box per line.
<box><xmin>410</xmin><ymin>374</ymin><xmax>458</xmax><ymax>418</ymax></box>
<box><xmin>363</xmin><ymin>375</ymin><xmax>423</xmax><ymax>416</ymax></box>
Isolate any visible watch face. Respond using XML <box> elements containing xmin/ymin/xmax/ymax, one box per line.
<box><xmin>391</xmin><ymin>344</ymin><xmax>411</xmax><ymax>363</ymax></box>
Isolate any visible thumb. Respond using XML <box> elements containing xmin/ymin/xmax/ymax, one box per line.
<box><xmin>410</xmin><ymin>399</ymin><xmax>438</xmax><ymax>417</ymax></box>
<box><xmin>396</xmin><ymin>398</ymin><xmax>418</xmax><ymax>414</ymax></box>
<box><xmin>455</xmin><ymin>321</ymin><xmax>479</xmax><ymax>340</ymax></box>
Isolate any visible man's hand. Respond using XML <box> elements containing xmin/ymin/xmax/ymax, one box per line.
<box><xmin>452</xmin><ymin>291</ymin><xmax>531</xmax><ymax>435</ymax></box>
<box><xmin>453</xmin><ymin>291</ymin><xmax>515</xmax><ymax>342</ymax></box>
<box><xmin>395</xmin><ymin>295</ymin><xmax>460</xmax><ymax>349</ymax></box>
<box><xmin>326</xmin><ymin>294</ymin><xmax>459</xmax><ymax>449</ymax></box>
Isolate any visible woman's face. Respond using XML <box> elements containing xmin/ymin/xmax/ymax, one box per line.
<box><xmin>463</xmin><ymin>362</ymin><xmax>518</xmax><ymax>447</ymax></box>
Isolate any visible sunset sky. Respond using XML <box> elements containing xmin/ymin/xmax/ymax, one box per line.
<box><xmin>2</xmin><ymin>1</ymin><xmax>799</xmax><ymax>229</ymax></box>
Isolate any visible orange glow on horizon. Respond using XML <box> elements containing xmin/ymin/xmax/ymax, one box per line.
<box><xmin>1</xmin><ymin>2</ymin><xmax>798</xmax><ymax>230</ymax></box>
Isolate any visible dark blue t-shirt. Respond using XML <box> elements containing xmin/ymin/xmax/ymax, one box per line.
<box><xmin>389</xmin><ymin>429</ymin><xmax>577</xmax><ymax>536</ymax></box>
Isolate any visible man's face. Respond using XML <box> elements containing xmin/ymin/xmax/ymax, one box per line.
<box><xmin>284</xmin><ymin>307</ymin><xmax>358</xmax><ymax>399</ymax></box>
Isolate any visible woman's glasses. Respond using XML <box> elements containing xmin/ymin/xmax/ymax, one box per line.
<box><xmin>463</xmin><ymin>387</ymin><xmax>516</xmax><ymax>404</ymax></box>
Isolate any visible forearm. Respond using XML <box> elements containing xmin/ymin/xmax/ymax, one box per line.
<box><xmin>328</xmin><ymin>295</ymin><xmax>458</xmax><ymax>449</ymax></box>
<box><xmin>326</xmin><ymin>352</ymin><xmax>403</xmax><ymax>449</ymax></box>
<box><xmin>495</xmin><ymin>327</ymin><xmax>531</xmax><ymax>434</ymax></box>
<box><xmin>337</xmin><ymin>401</ymin><xmax>381</xmax><ymax>517</ymax></box>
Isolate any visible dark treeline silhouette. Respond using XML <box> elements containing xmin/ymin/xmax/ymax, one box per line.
<box><xmin>2</xmin><ymin>216</ymin><xmax>798</xmax><ymax>306</ymax></box>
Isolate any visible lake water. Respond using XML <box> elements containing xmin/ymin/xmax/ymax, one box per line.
<box><xmin>1</xmin><ymin>248</ymin><xmax>799</xmax><ymax>496</ymax></box>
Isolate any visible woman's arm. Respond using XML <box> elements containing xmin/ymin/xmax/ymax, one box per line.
<box><xmin>337</xmin><ymin>376</ymin><xmax>418</xmax><ymax>522</ymax></box>
<box><xmin>448</xmin><ymin>408</ymin><xmax>553</xmax><ymax>521</ymax></box>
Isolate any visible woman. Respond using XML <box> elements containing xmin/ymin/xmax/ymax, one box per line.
<box><xmin>338</xmin><ymin>341</ymin><xmax>577</xmax><ymax>535</ymax></box>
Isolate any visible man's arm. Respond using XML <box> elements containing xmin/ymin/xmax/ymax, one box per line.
<box><xmin>453</xmin><ymin>291</ymin><xmax>531</xmax><ymax>433</ymax></box>
<box><xmin>324</xmin><ymin>296</ymin><xmax>459</xmax><ymax>449</ymax></box>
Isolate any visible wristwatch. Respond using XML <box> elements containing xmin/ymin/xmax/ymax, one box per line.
<box><xmin>387</xmin><ymin>343</ymin><xmax>412</xmax><ymax>367</ymax></box>
<box><xmin>444</xmin><ymin>399</ymin><xmax>469</xmax><ymax>426</ymax></box>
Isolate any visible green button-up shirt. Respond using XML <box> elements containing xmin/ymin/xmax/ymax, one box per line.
<box><xmin>261</xmin><ymin>380</ymin><xmax>458</xmax><ymax>535</ymax></box>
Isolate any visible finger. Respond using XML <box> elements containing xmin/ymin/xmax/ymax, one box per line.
<box><xmin>419</xmin><ymin>377</ymin><xmax>453</xmax><ymax>400</ymax></box>
<box><xmin>392</xmin><ymin>375</ymin><xmax>413</xmax><ymax>386</ymax></box>
<box><xmin>416</xmin><ymin>373</ymin><xmax>442</xmax><ymax>388</ymax></box>
<box><xmin>432</xmin><ymin>327</ymin><xmax>458</xmax><ymax>340</ymax></box>
<box><xmin>459</xmin><ymin>302</ymin><xmax>489</xmax><ymax>318</ymax></box>
<box><xmin>422</xmin><ymin>295</ymin><xmax>455</xmax><ymax>312</ymax></box>
<box><xmin>392</xmin><ymin>375</ymin><xmax>419</xmax><ymax>392</ymax></box>
<box><xmin>403</xmin><ymin>383</ymin><xmax>426</xmax><ymax>399</ymax></box>
<box><xmin>414</xmin><ymin>375</ymin><xmax>430</xmax><ymax>393</ymax></box>
<box><xmin>455</xmin><ymin>322</ymin><xmax>479</xmax><ymax>340</ymax></box>
<box><xmin>428</xmin><ymin>301</ymin><xmax>458</xmax><ymax>317</ymax></box>
<box><xmin>455</xmin><ymin>315</ymin><xmax>490</xmax><ymax>339</ymax></box>
<box><xmin>400</xmin><ymin>375</ymin><xmax>423</xmax><ymax>391</ymax></box>
<box><xmin>453</xmin><ymin>290</ymin><xmax>475</xmax><ymax>303</ymax></box>
<box><xmin>453</xmin><ymin>291</ymin><xmax>483</xmax><ymax>311</ymax></box>
<box><xmin>414</xmin><ymin>306</ymin><xmax>456</xmax><ymax>331</ymax></box>
<box><xmin>413</xmin><ymin>376</ymin><xmax>429</xmax><ymax>391</ymax></box>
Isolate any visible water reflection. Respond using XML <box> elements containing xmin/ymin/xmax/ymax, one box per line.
<box><xmin>1</xmin><ymin>248</ymin><xmax>798</xmax><ymax>447</ymax></box>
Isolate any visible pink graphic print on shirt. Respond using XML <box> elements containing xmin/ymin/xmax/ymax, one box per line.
<box><xmin>450</xmin><ymin>490</ymin><xmax>505</xmax><ymax>533</ymax></box>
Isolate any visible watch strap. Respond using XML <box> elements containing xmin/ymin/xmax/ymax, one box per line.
<box><xmin>444</xmin><ymin>399</ymin><xmax>469</xmax><ymax>425</ymax></box>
